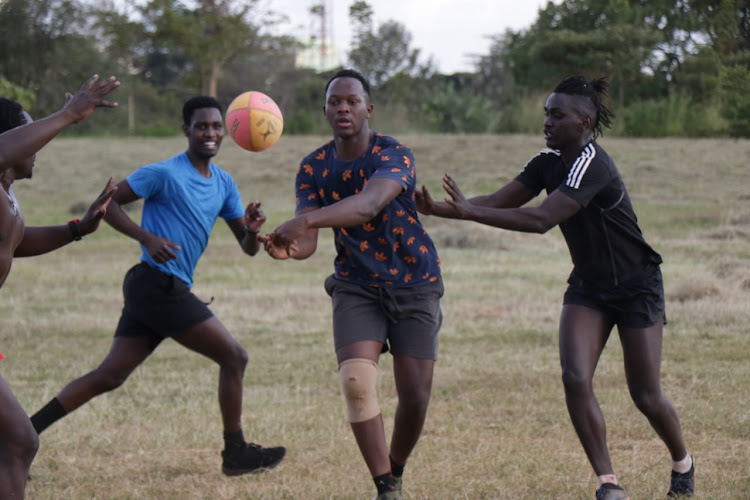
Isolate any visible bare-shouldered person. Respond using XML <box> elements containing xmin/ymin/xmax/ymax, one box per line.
<box><xmin>0</xmin><ymin>74</ymin><xmax>119</xmax><ymax>499</ymax></box>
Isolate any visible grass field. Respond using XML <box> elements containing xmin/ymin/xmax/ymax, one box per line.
<box><xmin>2</xmin><ymin>133</ymin><xmax>749</xmax><ymax>499</ymax></box>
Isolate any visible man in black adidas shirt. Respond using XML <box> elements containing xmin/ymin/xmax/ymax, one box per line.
<box><xmin>416</xmin><ymin>76</ymin><xmax>694</xmax><ymax>500</ymax></box>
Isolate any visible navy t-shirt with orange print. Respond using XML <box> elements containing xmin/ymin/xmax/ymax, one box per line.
<box><xmin>295</xmin><ymin>133</ymin><xmax>441</xmax><ymax>288</ymax></box>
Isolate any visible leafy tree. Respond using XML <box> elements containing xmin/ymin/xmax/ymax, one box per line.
<box><xmin>504</xmin><ymin>0</ymin><xmax>665</xmax><ymax>107</ymax></box>
<box><xmin>474</xmin><ymin>32</ymin><xmax>516</xmax><ymax>110</ymax></box>
<box><xmin>0</xmin><ymin>77</ymin><xmax>35</xmax><ymax>109</ymax></box>
<box><xmin>87</xmin><ymin>1</ymin><xmax>153</xmax><ymax>79</ymax></box>
<box><xmin>421</xmin><ymin>84</ymin><xmax>499</xmax><ymax>133</ymax></box>
<box><xmin>218</xmin><ymin>32</ymin><xmax>302</xmax><ymax>120</ymax></box>
<box><xmin>0</xmin><ymin>0</ymin><xmax>117</xmax><ymax>123</ymax></box>
<box><xmin>281</xmin><ymin>71</ymin><xmax>331</xmax><ymax>135</ymax></box>
<box><xmin>138</xmin><ymin>0</ymin><xmax>262</xmax><ymax>97</ymax></box>
<box><xmin>347</xmin><ymin>0</ymin><xmax>434</xmax><ymax>87</ymax></box>
<box><xmin>719</xmin><ymin>64</ymin><xmax>750</xmax><ymax>137</ymax></box>
<box><xmin>689</xmin><ymin>0</ymin><xmax>750</xmax><ymax>60</ymax></box>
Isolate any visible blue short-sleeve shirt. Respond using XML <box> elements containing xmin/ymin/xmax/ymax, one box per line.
<box><xmin>127</xmin><ymin>152</ymin><xmax>245</xmax><ymax>287</ymax></box>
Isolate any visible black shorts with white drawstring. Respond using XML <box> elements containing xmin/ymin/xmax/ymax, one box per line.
<box><xmin>114</xmin><ymin>262</ymin><xmax>214</xmax><ymax>350</ymax></box>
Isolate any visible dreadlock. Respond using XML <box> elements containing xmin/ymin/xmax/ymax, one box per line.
<box><xmin>553</xmin><ymin>76</ymin><xmax>614</xmax><ymax>139</ymax></box>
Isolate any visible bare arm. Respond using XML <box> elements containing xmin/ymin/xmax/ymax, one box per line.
<box><xmin>443</xmin><ymin>174</ymin><xmax>581</xmax><ymax>233</ymax></box>
<box><xmin>297</xmin><ymin>177</ymin><xmax>402</xmax><ymax>229</ymax></box>
<box><xmin>416</xmin><ymin>178</ymin><xmax>537</xmax><ymax>218</ymax></box>
<box><xmin>263</xmin><ymin>177</ymin><xmax>403</xmax><ymax>260</ymax></box>
<box><xmin>14</xmin><ymin>177</ymin><xmax>117</xmax><ymax>257</ymax></box>
<box><xmin>104</xmin><ymin>179</ymin><xmax>181</xmax><ymax>263</ymax></box>
<box><xmin>0</xmin><ymin>75</ymin><xmax>120</xmax><ymax>171</ymax></box>
<box><xmin>226</xmin><ymin>201</ymin><xmax>266</xmax><ymax>257</ymax></box>
<box><xmin>261</xmin><ymin>206</ymin><xmax>319</xmax><ymax>260</ymax></box>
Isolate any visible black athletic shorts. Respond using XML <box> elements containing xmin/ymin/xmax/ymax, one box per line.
<box><xmin>324</xmin><ymin>274</ymin><xmax>444</xmax><ymax>360</ymax></box>
<box><xmin>563</xmin><ymin>266</ymin><xmax>666</xmax><ymax>329</ymax></box>
<box><xmin>114</xmin><ymin>263</ymin><xmax>214</xmax><ymax>350</ymax></box>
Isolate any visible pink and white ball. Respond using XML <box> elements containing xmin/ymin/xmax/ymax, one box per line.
<box><xmin>225</xmin><ymin>91</ymin><xmax>284</xmax><ymax>152</ymax></box>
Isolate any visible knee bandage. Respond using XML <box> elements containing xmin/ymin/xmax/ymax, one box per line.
<box><xmin>338</xmin><ymin>358</ymin><xmax>380</xmax><ymax>423</ymax></box>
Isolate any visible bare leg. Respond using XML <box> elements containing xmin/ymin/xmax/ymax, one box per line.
<box><xmin>0</xmin><ymin>375</ymin><xmax>38</xmax><ymax>499</ymax></box>
<box><xmin>618</xmin><ymin>321</ymin><xmax>688</xmax><ymax>461</ymax></box>
<box><xmin>559</xmin><ymin>304</ymin><xmax>615</xmax><ymax>476</ymax></box>
<box><xmin>55</xmin><ymin>336</ymin><xmax>154</xmax><ymax>413</ymax></box>
<box><xmin>389</xmin><ymin>355</ymin><xmax>434</xmax><ymax>466</ymax></box>
<box><xmin>172</xmin><ymin>316</ymin><xmax>248</xmax><ymax>432</ymax></box>
<box><xmin>336</xmin><ymin>340</ymin><xmax>389</xmax><ymax>477</ymax></box>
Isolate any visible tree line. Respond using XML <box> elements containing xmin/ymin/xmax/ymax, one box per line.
<box><xmin>1</xmin><ymin>0</ymin><xmax>748</xmax><ymax>137</ymax></box>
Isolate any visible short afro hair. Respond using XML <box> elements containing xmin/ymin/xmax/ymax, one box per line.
<box><xmin>0</xmin><ymin>98</ymin><xmax>27</xmax><ymax>134</ymax></box>
<box><xmin>324</xmin><ymin>69</ymin><xmax>371</xmax><ymax>100</ymax></box>
<box><xmin>182</xmin><ymin>96</ymin><xmax>223</xmax><ymax>126</ymax></box>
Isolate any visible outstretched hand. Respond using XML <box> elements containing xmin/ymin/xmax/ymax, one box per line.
<box><xmin>415</xmin><ymin>185</ymin><xmax>438</xmax><ymax>215</ymax></box>
<box><xmin>244</xmin><ymin>201</ymin><xmax>266</xmax><ymax>233</ymax></box>
<box><xmin>416</xmin><ymin>183</ymin><xmax>461</xmax><ymax>218</ymax></box>
<box><xmin>259</xmin><ymin>216</ymin><xmax>309</xmax><ymax>260</ymax></box>
<box><xmin>442</xmin><ymin>173</ymin><xmax>473</xmax><ymax>219</ymax></box>
<box><xmin>259</xmin><ymin>232</ymin><xmax>299</xmax><ymax>260</ymax></box>
<box><xmin>78</xmin><ymin>176</ymin><xmax>117</xmax><ymax>236</ymax></box>
<box><xmin>62</xmin><ymin>74</ymin><xmax>121</xmax><ymax>124</ymax></box>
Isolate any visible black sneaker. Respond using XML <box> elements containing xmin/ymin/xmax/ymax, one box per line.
<box><xmin>221</xmin><ymin>442</ymin><xmax>286</xmax><ymax>476</ymax></box>
<box><xmin>595</xmin><ymin>483</ymin><xmax>630</xmax><ymax>500</ymax></box>
<box><xmin>667</xmin><ymin>461</ymin><xmax>695</xmax><ymax>498</ymax></box>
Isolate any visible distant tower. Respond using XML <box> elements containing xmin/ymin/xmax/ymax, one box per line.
<box><xmin>296</xmin><ymin>1</ymin><xmax>340</xmax><ymax>72</ymax></box>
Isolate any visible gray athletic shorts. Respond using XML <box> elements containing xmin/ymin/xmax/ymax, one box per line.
<box><xmin>563</xmin><ymin>266</ymin><xmax>666</xmax><ymax>329</ymax></box>
<box><xmin>324</xmin><ymin>274</ymin><xmax>444</xmax><ymax>360</ymax></box>
<box><xmin>114</xmin><ymin>263</ymin><xmax>214</xmax><ymax>350</ymax></box>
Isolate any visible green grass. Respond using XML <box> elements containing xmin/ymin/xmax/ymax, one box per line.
<box><xmin>2</xmin><ymin>134</ymin><xmax>749</xmax><ymax>499</ymax></box>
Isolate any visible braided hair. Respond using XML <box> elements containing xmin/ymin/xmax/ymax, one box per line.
<box><xmin>0</xmin><ymin>98</ymin><xmax>27</xmax><ymax>134</ymax></box>
<box><xmin>553</xmin><ymin>76</ymin><xmax>614</xmax><ymax>139</ymax></box>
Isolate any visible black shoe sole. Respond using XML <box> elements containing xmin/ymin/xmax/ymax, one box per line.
<box><xmin>222</xmin><ymin>452</ymin><xmax>286</xmax><ymax>477</ymax></box>
<box><xmin>222</xmin><ymin>461</ymin><xmax>282</xmax><ymax>476</ymax></box>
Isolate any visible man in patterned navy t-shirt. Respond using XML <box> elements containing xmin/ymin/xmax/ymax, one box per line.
<box><xmin>296</xmin><ymin>130</ymin><xmax>440</xmax><ymax>288</ymax></box>
<box><xmin>263</xmin><ymin>69</ymin><xmax>442</xmax><ymax>500</ymax></box>
<box><xmin>417</xmin><ymin>76</ymin><xmax>693</xmax><ymax>500</ymax></box>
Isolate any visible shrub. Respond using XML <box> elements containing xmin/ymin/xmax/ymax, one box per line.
<box><xmin>719</xmin><ymin>65</ymin><xmax>750</xmax><ymax>138</ymax></box>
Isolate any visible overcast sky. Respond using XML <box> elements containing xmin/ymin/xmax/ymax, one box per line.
<box><xmin>264</xmin><ymin>0</ymin><xmax>558</xmax><ymax>74</ymax></box>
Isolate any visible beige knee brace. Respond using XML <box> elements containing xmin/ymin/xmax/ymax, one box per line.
<box><xmin>338</xmin><ymin>358</ymin><xmax>380</xmax><ymax>423</ymax></box>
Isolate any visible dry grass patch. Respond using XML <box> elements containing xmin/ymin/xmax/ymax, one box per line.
<box><xmin>1</xmin><ymin>134</ymin><xmax>747</xmax><ymax>498</ymax></box>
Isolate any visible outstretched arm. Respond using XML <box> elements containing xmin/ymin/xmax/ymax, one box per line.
<box><xmin>0</xmin><ymin>75</ymin><xmax>120</xmax><ymax>171</ymax></box>
<box><xmin>297</xmin><ymin>177</ymin><xmax>402</xmax><ymax>229</ymax></box>
<box><xmin>416</xmin><ymin>177</ymin><xmax>537</xmax><ymax>218</ymax></box>
<box><xmin>442</xmin><ymin>174</ymin><xmax>581</xmax><ymax>233</ymax></box>
<box><xmin>14</xmin><ymin>177</ymin><xmax>117</xmax><ymax>257</ymax></box>
<box><xmin>227</xmin><ymin>201</ymin><xmax>266</xmax><ymax>256</ymax></box>
<box><xmin>261</xmin><ymin>206</ymin><xmax>319</xmax><ymax>260</ymax></box>
<box><xmin>104</xmin><ymin>179</ymin><xmax>182</xmax><ymax>263</ymax></box>
<box><xmin>262</xmin><ymin>177</ymin><xmax>402</xmax><ymax>260</ymax></box>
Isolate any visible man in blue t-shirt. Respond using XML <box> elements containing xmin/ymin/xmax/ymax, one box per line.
<box><xmin>417</xmin><ymin>76</ymin><xmax>693</xmax><ymax>500</ymax></box>
<box><xmin>263</xmin><ymin>69</ymin><xmax>443</xmax><ymax>500</ymax></box>
<box><xmin>30</xmin><ymin>96</ymin><xmax>285</xmax><ymax>477</ymax></box>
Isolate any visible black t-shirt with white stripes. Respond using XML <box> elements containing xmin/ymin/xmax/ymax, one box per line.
<box><xmin>515</xmin><ymin>141</ymin><xmax>662</xmax><ymax>287</ymax></box>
